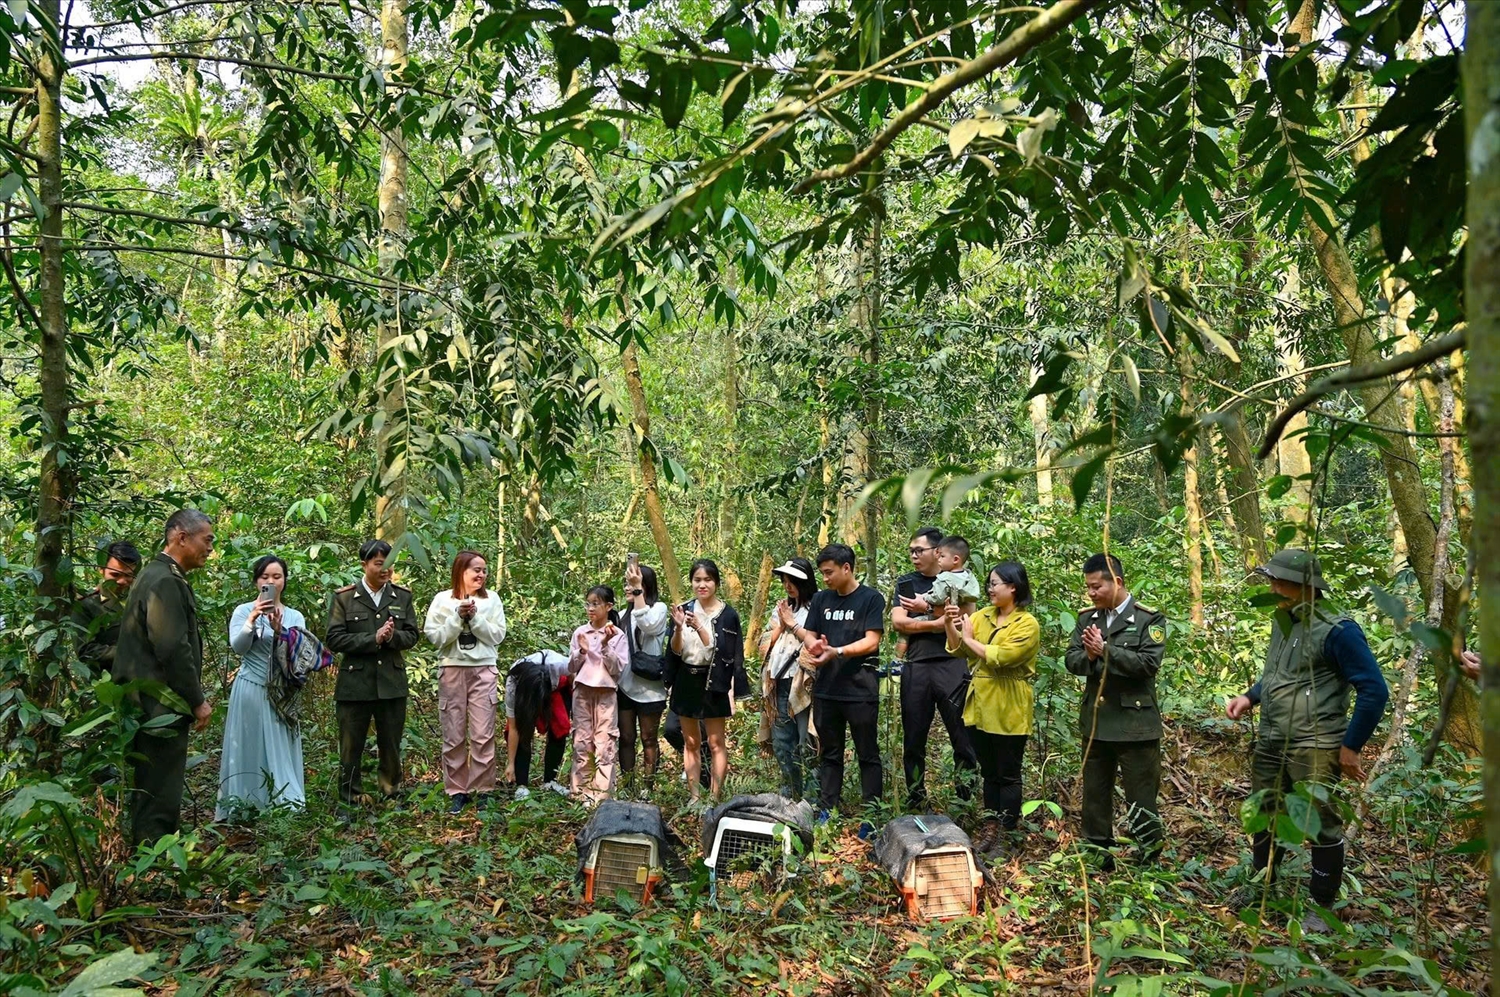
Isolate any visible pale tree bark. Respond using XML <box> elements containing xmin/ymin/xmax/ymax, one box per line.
<box><xmin>1175</xmin><ymin>330</ymin><xmax>1206</xmax><ymax>626</ymax></box>
<box><xmin>32</xmin><ymin>0</ymin><xmax>70</xmax><ymax>718</ymax></box>
<box><xmin>1029</xmin><ymin>384</ymin><xmax>1053</xmax><ymax>506</ymax></box>
<box><xmin>745</xmin><ymin>552</ymin><xmax>774</xmax><ymax>662</ymax></box>
<box><xmin>817</xmin><ymin>385</ymin><xmax>833</xmax><ymax>548</ymax></box>
<box><xmin>622</xmin><ymin>340</ymin><xmax>684</xmax><ymax>604</ymax></box>
<box><xmin>374</xmin><ymin>0</ymin><xmax>410</xmax><ymax>541</ymax></box>
<box><xmin>1273</xmin><ymin>264</ymin><xmax>1316</xmax><ymax>526</ymax></box>
<box><xmin>1460</xmin><ymin>0</ymin><xmax>1499</xmax><ymax>973</ymax></box>
<box><xmin>720</xmin><ymin>320</ymin><xmax>743</xmax><ymax>602</ymax></box>
<box><xmin>495</xmin><ymin>478</ymin><xmax>507</xmax><ymax>590</ymax></box>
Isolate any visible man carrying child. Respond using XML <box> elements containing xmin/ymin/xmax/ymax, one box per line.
<box><xmin>892</xmin><ymin>529</ymin><xmax>980</xmax><ymax>809</ymax></box>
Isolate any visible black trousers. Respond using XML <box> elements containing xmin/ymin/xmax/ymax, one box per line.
<box><xmin>900</xmin><ymin>658</ymin><xmax>977</xmax><ymax>806</ymax></box>
<box><xmin>969</xmin><ymin>728</ymin><xmax>1027</xmax><ymax>829</ymax></box>
<box><xmin>1080</xmin><ymin>737</ymin><xmax>1162</xmax><ymax>851</ymax></box>
<box><xmin>514</xmin><ymin>727</ymin><xmax>568</xmax><ymax>785</ymax></box>
<box><xmin>662</xmin><ymin>710</ymin><xmax>711</xmax><ymax>788</ymax></box>
<box><xmin>336</xmin><ymin>697</ymin><xmax>407</xmax><ymax>804</ymax></box>
<box><xmin>814</xmin><ymin>697</ymin><xmax>883</xmax><ymax>810</ymax></box>
<box><xmin>129</xmin><ymin>722</ymin><xmax>190</xmax><ymax>846</ymax></box>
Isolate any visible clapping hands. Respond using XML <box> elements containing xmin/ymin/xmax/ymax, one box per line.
<box><xmin>1082</xmin><ymin>623</ymin><xmax>1106</xmax><ymax>659</ymax></box>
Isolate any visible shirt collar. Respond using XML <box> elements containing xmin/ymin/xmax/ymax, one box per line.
<box><xmin>1109</xmin><ymin>593</ymin><xmax>1132</xmax><ymax>619</ymax></box>
<box><xmin>360</xmin><ymin>577</ymin><xmax>386</xmax><ymax>601</ymax></box>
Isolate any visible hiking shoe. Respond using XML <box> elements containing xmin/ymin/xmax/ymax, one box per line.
<box><xmin>448</xmin><ymin>793</ymin><xmax>470</xmax><ymax>814</ymax></box>
<box><xmin>815</xmin><ymin>809</ymin><xmax>832</xmax><ymax>826</ymax></box>
<box><xmin>1300</xmin><ymin>908</ymin><xmax>1339</xmax><ymax>934</ymax></box>
<box><xmin>543</xmin><ymin>780</ymin><xmax>569</xmax><ymax>796</ymax></box>
<box><xmin>857</xmin><ymin>821</ymin><xmax>876</xmax><ymax>841</ymax></box>
<box><xmin>513</xmin><ymin>786</ymin><xmax>531</xmax><ymax>801</ymax></box>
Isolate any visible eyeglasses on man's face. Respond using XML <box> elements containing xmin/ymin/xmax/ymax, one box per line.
<box><xmin>908</xmin><ymin>546</ymin><xmax>933</xmax><ymax>556</ymax></box>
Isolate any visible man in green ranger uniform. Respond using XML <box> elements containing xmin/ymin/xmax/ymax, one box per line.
<box><xmin>113</xmin><ymin>511</ymin><xmax>215</xmax><ymax>845</ymax></box>
<box><xmin>1226</xmin><ymin>549</ymin><xmax>1389</xmax><ymax>932</ymax></box>
<box><xmin>1065</xmin><ymin>553</ymin><xmax>1168</xmax><ymax>867</ymax></box>
<box><xmin>73</xmin><ymin>540</ymin><xmax>142</xmax><ymax>678</ymax></box>
<box><xmin>326</xmin><ymin>540</ymin><xmax>420</xmax><ymax>814</ymax></box>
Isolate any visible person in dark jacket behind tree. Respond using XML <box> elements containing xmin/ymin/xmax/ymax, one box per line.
<box><xmin>74</xmin><ymin>540</ymin><xmax>142</xmax><ymax>678</ymax></box>
<box><xmin>113</xmin><ymin>511</ymin><xmax>215</xmax><ymax>845</ymax></box>
<box><xmin>1064</xmin><ymin>553</ymin><xmax>1167</xmax><ymax>868</ymax></box>
<box><xmin>325</xmin><ymin>540</ymin><xmax>421</xmax><ymax>817</ymax></box>
<box><xmin>1226</xmin><ymin>548</ymin><xmax>1390</xmax><ymax>933</ymax></box>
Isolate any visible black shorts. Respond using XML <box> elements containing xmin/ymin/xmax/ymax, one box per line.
<box><xmin>617</xmin><ymin>689</ymin><xmax>668</xmax><ymax>715</ymax></box>
<box><xmin>670</xmin><ymin>668</ymin><xmax>732</xmax><ymax>720</ymax></box>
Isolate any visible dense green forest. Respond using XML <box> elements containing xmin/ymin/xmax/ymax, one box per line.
<box><xmin>0</xmin><ymin>0</ymin><xmax>1495</xmax><ymax>994</ymax></box>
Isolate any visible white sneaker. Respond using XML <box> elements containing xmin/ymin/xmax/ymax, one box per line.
<box><xmin>514</xmin><ymin>786</ymin><xmax>531</xmax><ymax>801</ymax></box>
<box><xmin>544</xmin><ymin>780</ymin><xmax>569</xmax><ymax>797</ymax></box>
<box><xmin>680</xmin><ymin>771</ymin><xmax>688</xmax><ymax>783</ymax></box>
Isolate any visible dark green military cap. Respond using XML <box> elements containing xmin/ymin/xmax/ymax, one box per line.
<box><xmin>1253</xmin><ymin>548</ymin><xmax>1329</xmax><ymax>592</ymax></box>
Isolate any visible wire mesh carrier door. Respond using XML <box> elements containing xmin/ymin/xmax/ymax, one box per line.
<box><xmin>704</xmin><ymin>817</ymin><xmax>794</xmax><ymax>908</ymax></box>
<box><xmin>901</xmin><ymin>846</ymin><xmax>982</xmax><ymax>921</ymax></box>
<box><xmin>582</xmin><ymin>833</ymin><xmax>662</xmax><ymax>906</ymax></box>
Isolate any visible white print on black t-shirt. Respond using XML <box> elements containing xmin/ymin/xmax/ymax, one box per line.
<box><xmin>822</xmin><ymin>609</ymin><xmax>860</xmax><ymax>622</ymax></box>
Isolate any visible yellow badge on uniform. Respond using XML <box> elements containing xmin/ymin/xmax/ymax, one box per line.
<box><xmin>1149</xmin><ymin>624</ymin><xmax>1165</xmax><ymax>643</ymax></box>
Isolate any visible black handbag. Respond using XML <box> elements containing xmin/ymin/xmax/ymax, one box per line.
<box><xmin>623</xmin><ymin>608</ymin><xmax>666</xmax><ymax>681</ymax></box>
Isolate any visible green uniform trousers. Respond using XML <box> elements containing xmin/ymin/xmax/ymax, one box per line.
<box><xmin>1081</xmin><ymin>738</ymin><xmax>1162</xmax><ymax>851</ymax></box>
<box><xmin>337</xmin><ymin>698</ymin><xmax>407</xmax><ymax>804</ymax></box>
<box><xmin>129</xmin><ymin>724</ymin><xmax>190</xmax><ymax>846</ymax></box>
<box><xmin>1250</xmin><ymin>745</ymin><xmax>1343</xmax><ymax>845</ymax></box>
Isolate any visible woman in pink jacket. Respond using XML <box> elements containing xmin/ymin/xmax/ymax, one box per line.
<box><xmin>568</xmin><ymin>585</ymin><xmax>628</xmax><ymax>803</ymax></box>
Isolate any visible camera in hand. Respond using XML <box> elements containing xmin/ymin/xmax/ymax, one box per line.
<box><xmin>458</xmin><ymin>620</ymin><xmax>477</xmax><ymax>651</ymax></box>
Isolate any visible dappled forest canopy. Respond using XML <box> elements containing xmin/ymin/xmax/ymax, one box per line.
<box><xmin>0</xmin><ymin>0</ymin><xmax>1496</xmax><ymax>994</ymax></box>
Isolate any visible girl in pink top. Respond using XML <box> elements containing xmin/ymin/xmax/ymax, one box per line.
<box><xmin>568</xmin><ymin>585</ymin><xmax>627</xmax><ymax>802</ymax></box>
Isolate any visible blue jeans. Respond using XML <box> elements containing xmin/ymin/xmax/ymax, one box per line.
<box><xmin>772</xmin><ymin>678</ymin><xmax>815</xmax><ymax>800</ymax></box>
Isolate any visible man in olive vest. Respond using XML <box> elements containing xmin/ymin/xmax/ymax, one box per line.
<box><xmin>74</xmin><ymin>540</ymin><xmax>142</xmax><ymax>678</ymax></box>
<box><xmin>1226</xmin><ymin>548</ymin><xmax>1389</xmax><ymax>931</ymax></box>
<box><xmin>1065</xmin><ymin>553</ymin><xmax>1167</xmax><ymax>867</ymax></box>
<box><xmin>114</xmin><ymin>511</ymin><xmax>215</xmax><ymax>845</ymax></box>
<box><xmin>326</xmin><ymin>540</ymin><xmax>420</xmax><ymax>815</ymax></box>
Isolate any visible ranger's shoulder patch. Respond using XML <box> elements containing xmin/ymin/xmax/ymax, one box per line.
<box><xmin>1134</xmin><ymin>602</ymin><xmax>1157</xmax><ymax>615</ymax></box>
<box><xmin>336</xmin><ymin>584</ymin><xmax>355</xmax><ymax>593</ymax></box>
<box><xmin>1148</xmin><ymin>622</ymin><xmax>1166</xmax><ymax>644</ymax></box>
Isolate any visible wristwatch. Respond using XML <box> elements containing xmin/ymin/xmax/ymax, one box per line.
<box><xmin>629</xmin><ymin>588</ymin><xmax>643</xmax><ymax>596</ymax></box>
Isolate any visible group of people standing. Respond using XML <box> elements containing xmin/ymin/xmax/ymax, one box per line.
<box><xmin>79</xmin><ymin>510</ymin><xmax>1396</xmax><ymax>930</ymax></box>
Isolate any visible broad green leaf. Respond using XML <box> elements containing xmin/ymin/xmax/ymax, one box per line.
<box><xmin>59</xmin><ymin>949</ymin><xmax>156</xmax><ymax>997</ymax></box>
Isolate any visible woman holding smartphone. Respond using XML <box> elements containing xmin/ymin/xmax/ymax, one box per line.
<box><xmin>667</xmin><ymin>559</ymin><xmax>748</xmax><ymax>804</ymax></box>
<box><xmin>617</xmin><ymin>558</ymin><xmax>668</xmax><ymax>793</ymax></box>
<box><xmin>424</xmin><ymin>551</ymin><xmax>508</xmax><ymax>813</ymax></box>
<box><xmin>217</xmin><ymin>555</ymin><xmax>307</xmax><ymax>820</ymax></box>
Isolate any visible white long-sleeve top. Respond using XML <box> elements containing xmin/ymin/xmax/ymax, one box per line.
<box><xmin>619</xmin><ymin>600</ymin><xmax>669</xmax><ymax>703</ymax></box>
<box><xmin>423</xmin><ymin>591</ymin><xmax>507</xmax><ymax>666</ymax></box>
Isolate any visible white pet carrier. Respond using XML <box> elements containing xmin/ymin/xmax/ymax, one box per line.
<box><xmin>704</xmin><ymin>816</ymin><xmax>794</xmax><ymax>903</ymax></box>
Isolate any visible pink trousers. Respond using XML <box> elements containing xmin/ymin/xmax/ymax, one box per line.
<box><xmin>439</xmin><ymin>665</ymin><xmax>498</xmax><ymax>795</ymax></box>
<box><xmin>570</xmin><ymin>684</ymin><xmax>618</xmax><ymax>802</ymax></box>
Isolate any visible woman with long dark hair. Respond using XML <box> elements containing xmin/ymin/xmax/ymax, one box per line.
<box><xmin>568</xmin><ymin>584</ymin><xmax>627</xmax><ymax>803</ymax></box>
<box><xmin>760</xmin><ymin>557</ymin><xmax>819</xmax><ymax>800</ymax></box>
<box><xmin>618</xmin><ymin>562</ymin><xmax>668</xmax><ymax>792</ymax></box>
<box><xmin>667</xmin><ymin>559</ymin><xmax>749</xmax><ymax>804</ymax></box>
<box><xmin>944</xmin><ymin>560</ymin><xmax>1040</xmax><ymax>855</ymax></box>
<box><xmin>423</xmin><ymin>551</ymin><xmax>508</xmax><ymax>813</ymax></box>
<box><xmin>218</xmin><ymin>555</ymin><xmax>307</xmax><ymax>819</ymax></box>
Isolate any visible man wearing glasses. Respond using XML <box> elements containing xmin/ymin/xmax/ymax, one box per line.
<box><xmin>892</xmin><ymin>527</ymin><xmax>978</xmax><ymax>809</ymax></box>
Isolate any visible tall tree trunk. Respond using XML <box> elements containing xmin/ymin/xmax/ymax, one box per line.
<box><xmin>745</xmin><ymin>552</ymin><xmax>774</xmax><ymax>662</ymax></box>
<box><xmin>817</xmin><ymin>391</ymin><xmax>833</xmax><ymax>548</ymax></box>
<box><xmin>720</xmin><ymin>321</ymin><xmax>743</xmax><ymax>600</ymax></box>
<box><xmin>1029</xmin><ymin>383</ymin><xmax>1053</xmax><ymax>506</ymax></box>
<box><xmin>622</xmin><ymin>340</ymin><xmax>684</xmax><ymax>604</ymax></box>
<box><xmin>1175</xmin><ymin>318</ymin><xmax>1206</xmax><ymax>626</ymax></box>
<box><xmin>32</xmin><ymin>0</ymin><xmax>69</xmax><ymax>720</ymax></box>
<box><xmin>840</xmin><ymin>208</ymin><xmax>883</xmax><ymax>583</ymax></box>
<box><xmin>1273</xmin><ymin>265</ymin><xmax>1317</xmax><ymax>525</ymax></box>
<box><xmin>1460</xmin><ymin>0</ymin><xmax>1499</xmax><ymax>974</ymax></box>
<box><xmin>495</xmin><ymin>477</ymin><xmax>507</xmax><ymax>590</ymax></box>
<box><xmin>374</xmin><ymin>0</ymin><xmax>409</xmax><ymax>541</ymax></box>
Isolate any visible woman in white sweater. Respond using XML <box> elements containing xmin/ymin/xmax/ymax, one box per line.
<box><xmin>424</xmin><ymin>550</ymin><xmax>507</xmax><ymax>813</ymax></box>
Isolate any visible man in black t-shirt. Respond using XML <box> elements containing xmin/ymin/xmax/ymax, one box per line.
<box><xmin>893</xmin><ymin>527</ymin><xmax>978</xmax><ymax>808</ymax></box>
<box><xmin>791</xmin><ymin>543</ymin><xmax>886</xmax><ymax>837</ymax></box>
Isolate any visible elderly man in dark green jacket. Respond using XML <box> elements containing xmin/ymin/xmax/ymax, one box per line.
<box><xmin>1065</xmin><ymin>552</ymin><xmax>1168</xmax><ymax>867</ymax></box>
<box><xmin>326</xmin><ymin>540</ymin><xmax>420</xmax><ymax>814</ymax></box>
<box><xmin>1227</xmin><ymin>548</ymin><xmax>1390</xmax><ymax>932</ymax></box>
<box><xmin>113</xmin><ymin>511</ymin><xmax>215</xmax><ymax>845</ymax></box>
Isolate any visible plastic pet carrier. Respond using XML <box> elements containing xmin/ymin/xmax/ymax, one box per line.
<box><xmin>575</xmin><ymin>800</ymin><xmax>678</xmax><ymax>907</ymax></box>
<box><xmin>872</xmin><ymin>815</ymin><xmax>983</xmax><ymax>922</ymax></box>
<box><xmin>700</xmin><ymin>794</ymin><xmax>814</xmax><ymax>907</ymax></box>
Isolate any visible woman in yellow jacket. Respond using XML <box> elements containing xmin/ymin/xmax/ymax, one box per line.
<box><xmin>943</xmin><ymin>560</ymin><xmax>1040</xmax><ymax>855</ymax></box>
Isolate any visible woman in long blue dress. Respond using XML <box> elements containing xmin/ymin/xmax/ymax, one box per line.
<box><xmin>217</xmin><ymin>555</ymin><xmax>307</xmax><ymax>819</ymax></box>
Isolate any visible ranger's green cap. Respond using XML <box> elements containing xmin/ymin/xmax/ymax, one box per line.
<box><xmin>1253</xmin><ymin>548</ymin><xmax>1329</xmax><ymax>592</ymax></box>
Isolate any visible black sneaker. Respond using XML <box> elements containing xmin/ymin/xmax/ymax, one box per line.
<box><xmin>448</xmin><ymin>793</ymin><xmax>470</xmax><ymax>814</ymax></box>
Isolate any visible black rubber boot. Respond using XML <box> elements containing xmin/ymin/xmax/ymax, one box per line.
<box><xmin>1309</xmin><ymin>839</ymin><xmax>1345</xmax><ymax>908</ymax></box>
<box><xmin>1251</xmin><ymin>831</ymin><xmax>1283</xmax><ymax>877</ymax></box>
